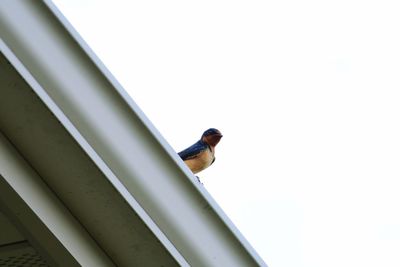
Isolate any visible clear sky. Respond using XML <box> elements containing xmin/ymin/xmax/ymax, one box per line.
<box><xmin>53</xmin><ymin>1</ymin><xmax>400</xmax><ymax>266</ymax></box>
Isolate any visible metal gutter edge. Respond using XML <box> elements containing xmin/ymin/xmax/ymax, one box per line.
<box><xmin>0</xmin><ymin>1</ymin><xmax>267</xmax><ymax>266</ymax></box>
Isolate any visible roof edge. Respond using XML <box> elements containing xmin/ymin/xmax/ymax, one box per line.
<box><xmin>0</xmin><ymin>1</ymin><xmax>267</xmax><ymax>266</ymax></box>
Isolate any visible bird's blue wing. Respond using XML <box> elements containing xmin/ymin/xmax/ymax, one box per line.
<box><xmin>178</xmin><ymin>140</ymin><xmax>208</xmax><ymax>160</ymax></box>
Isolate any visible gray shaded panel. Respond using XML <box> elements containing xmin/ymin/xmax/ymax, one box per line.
<box><xmin>0</xmin><ymin>176</ymin><xmax>79</xmax><ymax>267</ymax></box>
<box><xmin>0</xmin><ymin>212</ymin><xmax>25</xmax><ymax>246</ymax></box>
<box><xmin>0</xmin><ymin>241</ymin><xmax>49</xmax><ymax>267</ymax></box>
<box><xmin>0</xmin><ymin>53</ymin><xmax>179</xmax><ymax>267</ymax></box>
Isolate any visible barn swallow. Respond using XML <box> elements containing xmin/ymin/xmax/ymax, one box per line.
<box><xmin>178</xmin><ymin>128</ymin><xmax>223</xmax><ymax>174</ymax></box>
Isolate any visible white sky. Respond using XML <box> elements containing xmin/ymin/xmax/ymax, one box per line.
<box><xmin>53</xmin><ymin>1</ymin><xmax>400</xmax><ymax>266</ymax></box>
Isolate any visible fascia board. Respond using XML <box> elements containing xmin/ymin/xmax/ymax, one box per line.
<box><xmin>0</xmin><ymin>1</ymin><xmax>267</xmax><ymax>266</ymax></box>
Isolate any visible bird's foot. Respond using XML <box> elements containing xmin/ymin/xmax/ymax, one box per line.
<box><xmin>196</xmin><ymin>176</ymin><xmax>203</xmax><ymax>184</ymax></box>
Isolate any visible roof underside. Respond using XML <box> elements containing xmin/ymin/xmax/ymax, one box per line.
<box><xmin>0</xmin><ymin>51</ymin><xmax>179</xmax><ymax>266</ymax></box>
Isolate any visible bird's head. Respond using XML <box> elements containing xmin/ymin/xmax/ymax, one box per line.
<box><xmin>201</xmin><ymin>128</ymin><xmax>223</xmax><ymax>147</ymax></box>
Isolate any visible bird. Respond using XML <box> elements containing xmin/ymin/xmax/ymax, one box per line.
<box><xmin>178</xmin><ymin>128</ymin><xmax>223</xmax><ymax>174</ymax></box>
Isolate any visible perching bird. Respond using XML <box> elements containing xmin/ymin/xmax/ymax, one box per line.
<box><xmin>178</xmin><ymin>128</ymin><xmax>223</xmax><ymax>174</ymax></box>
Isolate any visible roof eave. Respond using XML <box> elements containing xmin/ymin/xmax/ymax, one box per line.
<box><xmin>0</xmin><ymin>1</ymin><xmax>267</xmax><ymax>266</ymax></box>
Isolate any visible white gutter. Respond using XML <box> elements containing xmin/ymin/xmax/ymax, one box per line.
<box><xmin>0</xmin><ymin>1</ymin><xmax>267</xmax><ymax>266</ymax></box>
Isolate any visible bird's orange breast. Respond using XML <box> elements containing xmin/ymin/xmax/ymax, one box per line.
<box><xmin>184</xmin><ymin>148</ymin><xmax>214</xmax><ymax>174</ymax></box>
